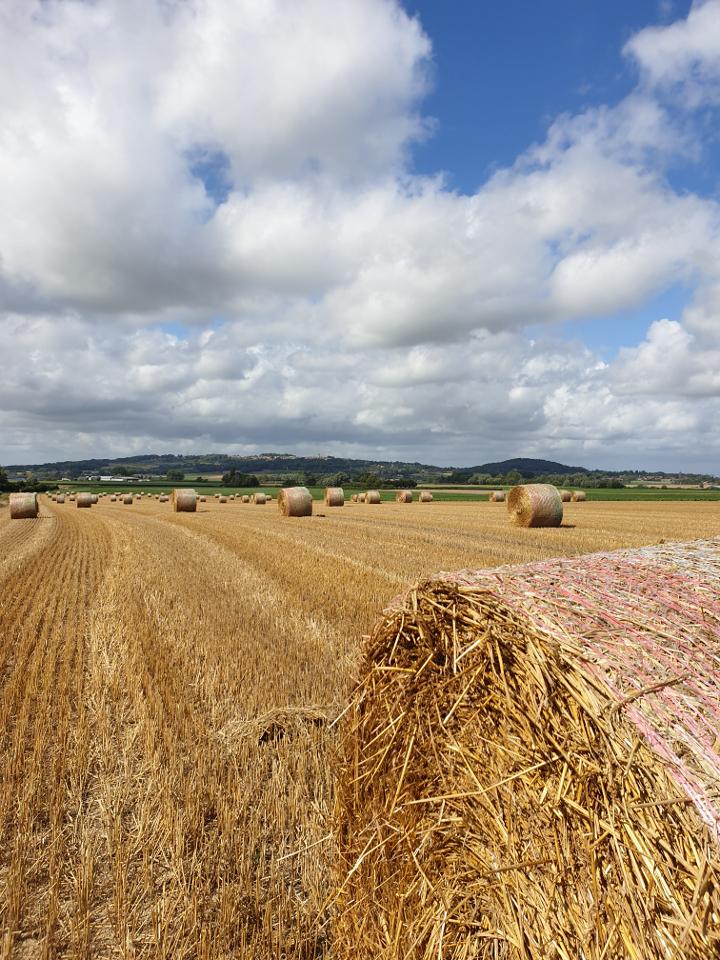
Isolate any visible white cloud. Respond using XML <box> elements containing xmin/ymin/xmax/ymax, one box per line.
<box><xmin>625</xmin><ymin>0</ymin><xmax>720</xmax><ymax>106</ymax></box>
<box><xmin>1</xmin><ymin>0</ymin><xmax>720</xmax><ymax>469</ymax></box>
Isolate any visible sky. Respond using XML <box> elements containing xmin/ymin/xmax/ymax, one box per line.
<box><xmin>1</xmin><ymin>0</ymin><xmax>720</xmax><ymax>471</ymax></box>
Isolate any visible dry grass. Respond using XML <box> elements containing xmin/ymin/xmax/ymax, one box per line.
<box><xmin>0</xmin><ymin>500</ymin><xmax>719</xmax><ymax>957</ymax></box>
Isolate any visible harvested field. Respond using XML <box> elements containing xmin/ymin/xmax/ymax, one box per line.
<box><xmin>0</xmin><ymin>499</ymin><xmax>718</xmax><ymax>958</ymax></box>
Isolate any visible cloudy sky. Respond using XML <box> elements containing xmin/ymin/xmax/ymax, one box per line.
<box><xmin>2</xmin><ymin>0</ymin><xmax>720</xmax><ymax>470</ymax></box>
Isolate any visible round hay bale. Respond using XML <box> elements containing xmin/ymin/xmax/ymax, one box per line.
<box><xmin>110</xmin><ymin>495</ymin><xmax>117</xmax><ymax>502</ymax></box>
<box><xmin>351</xmin><ymin>494</ymin><xmax>358</xmax><ymax>503</ymax></box>
<box><xmin>507</xmin><ymin>483</ymin><xmax>563</xmax><ymax>527</ymax></box>
<box><xmin>573</xmin><ymin>490</ymin><xmax>587</xmax><ymax>502</ymax></box>
<box><xmin>76</xmin><ymin>493</ymin><xmax>93</xmax><ymax>508</ymax></box>
<box><xmin>334</xmin><ymin>538</ymin><xmax>720</xmax><ymax>959</ymax></box>
<box><xmin>358</xmin><ymin>493</ymin><xmax>366</xmax><ymax>503</ymax></box>
<box><xmin>325</xmin><ymin>487</ymin><xmax>344</xmax><ymax>507</ymax></box>
<box><xmin>56</xmin><ymin>494</ymin><xmax>65</xmax><ymax>504</ymax></box>
<box><xmin>278</xmin><ymin>486</ymin><xmax>313</xmax><ymax>517</ymax></box>
<box><xmin>241</xmin><ymin>495</ymin><xmax>250</xmax><ymax>503</ymax></box>
<box><xmin>123</xmin><ymin>494</ymin><xmax>133</xmax><ymax>505</ymax></box>
<box><xmin>172</xmin><ymin>489</ymin><xmax>197</xmax><ymax>512</ymax></box>
<box><xmin>199</xmin><ymin>496</ymin><xmax>207</xmax><ymax>502</ymax></box>
<box><xmin>219</xmin><ymin>495</ymin><xmax>228</xmax><ymax>503</ymax></box>
<box><xmin>159</xmin><ymin>495</ymin><xmax>169</xmax><ymax>503</ymax></box>
<box><xmin>490</xmin><ymin>490</ymin><xmax>506</xmax><ymax>502</ymax></box>
<box><xmin>366</xmin><ymin>490</ymin><xmax>381</xmax><ymax>504</ymax></box>
<box><xmin>214</xmin><ymin>493</ymin><xmax>220</xmax><ymax>499</ymax></box>
<box><xmin>9</xmin><ymin>492</ymin><xmax>38</xmax><ymax>519</ymax></box>
<box><xmin>266</xmin><ymin>495</ymin><xmax>273</xmax><ymax>501</ymax></box>
<box><xmin>252</xmin><ymin>493</ymin><xmax>267</xmax><ymax>505</ymax></box>
<box><xmin>419</xmin><ymin>491</ymin><xmax>434</xmax><ymax>503</ymax></box>
<box><xmin>559</xmin><ymin>489</ymin><xmax>573</xmax><ymax>502</ymax></box>
<box><xmin>91</xmin><ymin>494</ymin><xmax>99</xmax><ymax>504</ymax></box>
<box><xmin>395</xmin><ymin>490</ymin><xmax>413</xmax><ymax>503</ymax></box>
<box><xmin>68</xmin><ymin>495</ymin><xmax>76</xmax><ymax>502</ymax></box>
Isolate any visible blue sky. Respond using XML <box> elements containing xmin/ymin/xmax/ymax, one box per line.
<box><xmin>1</xmin><ymin>0</ymin><xmax>720</xmax><ymax>470</ymax></box>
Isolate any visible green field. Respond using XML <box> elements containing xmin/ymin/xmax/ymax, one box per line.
<box><xmin>50</xmin><ymin>482</ymin><xmax>720</xmax><ymax>502</ymax></box>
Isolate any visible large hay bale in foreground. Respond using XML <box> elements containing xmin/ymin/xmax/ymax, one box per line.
<box><xmin>395</xmin><ymin>490</ymin><xmax>413</xmax><ymax>503</ymax></box>
<box><xmin>278</xmin><ymin>486</ymin><xmax>312</xmax><ymax>517</ymax></box>
<box><xmin>325</xmin><ymin>487</ymin><xmax>344</xmax><ymax>507</ymax></box>
<box><xmin>252</xmin><ymin>493</ymin><xmax>267</xmax><ymax>505</ymax></box>
<box><xmin>76</xmin><ymin>493</ymin><xmax>93</xmax><ymax>508</ymax></box>
<box><xmin>573</xmin><ymin>490</ymin><xmax>587</xmax><ymax>501</ymax></box>
<box><xmin>9</xmin><ymin>492</ymin><xmax>38</xmax><ymax>519</ymax></box>
<box><xmin>559</xmin><ymin>488</ymin><xmax>573</xmax><ymax>502</ymax></box>
<box><xmin>172</xmin><ymin>489</ymin><xmax>197</xmax><ymax>512</ymax></box>
<box><xmin>334</xmin><ymin>539</ymin><xmax>720</xmax><ymax>959</ymax></box>
<box><xmin>419</xmin><ymin>491</ymin><xmax>433</xmax><ymax>502</ymax></box>
<box><xmin>365</xmin><ymin>490</ymin><xmax>381</xmax><ymax>504</ymax></box>
<box><xmin>507</xmin><ymin>483</ymin><xmax>563</xmax><ymax>527</ymax></box>
<box><xmin>490</xmin><ymin>490</ymin><xmax>505</xmax><ymax>502</ymax></box>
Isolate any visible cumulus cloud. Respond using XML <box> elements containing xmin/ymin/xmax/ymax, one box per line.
<box><xmin>1</xmin><ymin>0</ymin><xmax>720</xmax><ymax>468</ymax></box>
<box><xmin>625</xmin><ymin>0</ymin><xmax>720</xmax><ymax>106</ymax></box>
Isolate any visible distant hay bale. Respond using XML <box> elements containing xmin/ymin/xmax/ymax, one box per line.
<box><xmin>395</xmin><ymin>490</ymin><xmax>413</xmax><ymax>503</ymax></box>
<box><xmin>351</xmin><ymin>494</ymin><xmax>358</xmax><ymax>503</ymax></box>
<box><xmin>219</xmin><ymin>495</ymin><xmax>228</xmax><ymax>503</ymax></box>
<box><xmin>68</xmin><ymin>495</ymin><xmax>76</xmax><ymax>502</ymax></box>
<box><xmin>333</xmin><ymin>539</ymin><xmax>720</xmax><ymax>960</ymax></box>
<box><xmin>573</xmin><ymin>490</ymin><xmax>587</xmax><ymax>502</ymax></box>
<box><xmin>266</xmin><ymin>495</ymin><xmax>273</xmax><ymax>501</ymax></box>
<box><xmin>110</xmin><ymin>495</ymin><xmax>117</xmax><ymax>502</ymax></box>
<box><xmin>365</xmin><ymin>490</ymin><xmax>381</xmax><ymax>504</ymax></box>
<box><xmin>252</xmin><ymin>493</ymin><xmax>267</xmax><ymax>505</ymax></box>
<box><xmin>278</xmin><ymin>486</ymin><xmax>313</xmax><ymax>517</ymax></box>
<box><xmin>199</xmin><ymin>496</ymin><xmax>207</xmax><ymax>502</ymax></box>
<box><xmin>490</xmin><ymin>490</ymin><xmax>505</xmax><ymax>502</ymax></box>
<box><xmin>214</xmin><ymin>493</ymin><xmax>221</xmax><ymax>499</ymax></box>
<box><xmin>559</xmin><ymin>489</ymin><xmax>573</xmax><ymax>502</ymax></box>
<box><xmin>358</xmin><ymin>493</ymin><xmax>366</xmax><ymax>503</ymax></box>
<box><xmin>172</xmin><ymin>489</ymin><xmax>197</xmax><ymax>512</ymax></box>
<box><xmin>123</xmin><ymin>494</ymin><xmax>133</xmax><ymax>505</ymax></box>
<box><xmin>91</xmin><ymin>494</ymin><xmax>98</xmax><ymax>504</ymax></box>
<box><xmin>241</xmin><ymin>495</ymin><xmax>250</xmax><ymax>503</ymax></box>
<box><xmin>76</xmin><ymin>493</ymin><xmax>93</xmax><ymax>508</ymax></box>
<box><xmin>325</xmin><ymin>487</ymin><xmax>344</xmax><ymax>507</ymax></box>
<box><xmin>56</xmin><ymin>494</ymin><xmax>65</xmax><ymax>504</ymax></box>
<box><xmin>9</xmin><ymin>492</ymin><xmax>38</xmax><ymax>519</ymax></box>
<box><xmin>159</xmin><ymin>495</ymin><xmax>169</xmax><ymax>503</ymax></box>
<box><xmin>507</xmin><ymin>483</ymin><xmax>563</xmax><ymax>527</ymax></box>
<box><xmin>419</xmin><ymin>491</ymin><xmax>433</xmax><ymax>502</ymax></box>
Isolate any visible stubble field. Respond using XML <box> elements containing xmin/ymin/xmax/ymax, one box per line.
<box><xmin>0</xmin><ymin>496</ymin><xmax>717</xmax><ymax>959</ymax></box>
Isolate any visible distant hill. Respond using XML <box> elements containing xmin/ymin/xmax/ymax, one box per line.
<box><xmin>6</xmin><ymin>451</ymin><xmax>590</xmax><ymax>479</ymax></box>
<box><xmin>471</xmin><ymin>458</ymin><xmax>589</xmax><ymax>476</ymax></box>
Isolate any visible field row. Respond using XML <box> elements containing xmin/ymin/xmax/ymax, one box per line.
<box><xmin>0</xmin><ymin>499</ymin><xmax>718</xmax><ymax>957</ymax></box>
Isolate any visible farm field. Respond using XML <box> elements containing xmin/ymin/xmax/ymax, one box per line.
<box><xmin>54</xmin><ymin>482</ymin><xmax>720</xmax><ymax>502</ymax></box>
<box><xmin>0</xmin><ymin>497</ymin><xmax>718</xmax><ymax>958</ymax></box>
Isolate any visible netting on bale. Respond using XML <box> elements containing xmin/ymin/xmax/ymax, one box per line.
<box><xmin>333</xmin><ymin>538</ymin><xmax>720</xmax><ymax>960</ymax></box>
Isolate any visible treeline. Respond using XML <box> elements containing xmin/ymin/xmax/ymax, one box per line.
<box><xmin>0</xmin><ymin>467</ymin><xmax>56</xmax><ymax>493</ymax></box>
